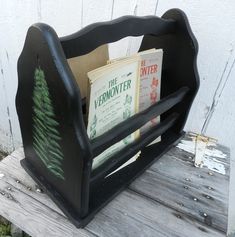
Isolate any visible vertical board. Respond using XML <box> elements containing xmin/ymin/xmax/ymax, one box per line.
<box><xmin>0</xmin><ymin>0</ymin><xmax>39</xmax><ymax>152</ymax></box>
<box><xmin>82</xmin><ymin>0</ymin><xmax>113</xmax><ymax>27</ymax></box>
<box><xmin>40</xmin><ymin>0</ymin><xmax>83</xmax><ymax>37</ymax></box>
<box><xmin>0</xmin><ymin>49</ymin><xmax>11</xmax><ymax>152</ymax></box>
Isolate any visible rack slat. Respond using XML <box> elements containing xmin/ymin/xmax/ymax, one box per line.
<box><xmin>91</xmin><ymin>113</ymin><xmax>179</xmax><ymax>182</ymax></box>
<box><xmin>91</xmin><ymin>87</ymin><xmax>189</xmax><ymax>157</ymax></box>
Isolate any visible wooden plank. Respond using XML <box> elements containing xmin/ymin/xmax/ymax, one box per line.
<box><xmin>0</xmin><ymin>151</ymin><xmax>224</xmax><ymax>237</ymax></box>
<box><xmin>130</xmin><ymin>144</ymin><xmax>230</xmax><ymax>233</ymax></box>
<box><xmin>0</xmin><ymin>177</ymin><xmax>94</xmax><ymax>237</ymax></box>
<box><xmin>86</xmin><ymin>190</ymin><xmax>224</xmax><ymax>237</ymax></box>
<box><xmin>0</xmin><ymin>153</ymin><xmax>65</xmax><ymax>217</ymax></box>
<box><xmin>0</xmin><ymin>146</ymin><xmax>227</xmax><ymax>236</ymax></box>
<box><xmin>177</xmin><ymin>134</ymin><xmax>230</xmax><ymax>176</ymax></box>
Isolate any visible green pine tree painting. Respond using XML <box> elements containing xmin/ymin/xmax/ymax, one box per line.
<box><xmin>32</xmin><ymin>68</ymin><xmax>65</xmax><ymax>180</ymax></box>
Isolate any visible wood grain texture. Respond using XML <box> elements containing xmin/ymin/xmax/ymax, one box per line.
<box><xmin>86</xmin><ymin>190</ymin><xmax>224</xmax><ymax>237</ymax></box>
<box><xmin>130</xmin><ymin>144</ymin><xmax>230</xmax><ymax>233</ymax></box>
<box><xmin>0</xmin><ymin>181</ymin><xmax>94</xmax><ymax>237</ymax></box>
<box><xmin>0</xmin><ymin>144</ymin><xmax>229</xmax><ymax>237</ymax></box>
<box><xmin>0</xmin><ymin>152</ymin><xmax>65</xmax><ymax>217</ymax></box>
<box><xmin>0</xmin><ymin>0</ymin><xmax>39</xmax><ymax>153</ymax></box>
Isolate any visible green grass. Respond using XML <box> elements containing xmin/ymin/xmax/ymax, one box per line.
<box><xmin>0</xmin><ymin>223</ymin><xmax>11</xmax><ymax>237</ymax></box>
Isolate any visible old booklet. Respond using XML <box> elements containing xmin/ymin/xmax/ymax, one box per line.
<box><xmin>87</xmin><ymin>56</ymin><xmax>141</xmax><ymax>170</ymax></box>
<box><xmin>109</xmin><ymin>49</ymin><xmax>163</xmax><ymax>143</ymax></box>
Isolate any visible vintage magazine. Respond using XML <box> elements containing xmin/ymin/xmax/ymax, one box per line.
<box><xmin>87</xmin><ymin>56</ymin><xmax>141</xmax><ymax>170</ymax></box>
<box><xmin>109</xmin><ymin>48</ymin><xmax>163</xmax><ymax>143</ymax></box>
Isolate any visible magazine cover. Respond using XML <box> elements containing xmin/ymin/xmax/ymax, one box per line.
<box><xmin>87</xmin><ymin>57</ymin><xmax>141</xmax><ymax>170</ymax></box>
<box><xmin>109</xmin><ymin>49</ymin><xmax>163</xmax><ymax>142</ymax></box>
<box><xmin>138</xmin><ymin>49</ymin><xmax>163</xmax><ymax>139</ymax></box>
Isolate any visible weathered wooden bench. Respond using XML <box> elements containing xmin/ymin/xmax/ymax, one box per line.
<box><xmin>0</xmin><ymin>134</ymin><xmax>230</xmax><ymax>237</ymax></box>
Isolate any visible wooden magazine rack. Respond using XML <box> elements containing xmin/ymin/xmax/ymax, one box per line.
<box><xmin>16</xmin><ymin>8</ymin><xmax>199</xmax><ymax>227</ymax></box>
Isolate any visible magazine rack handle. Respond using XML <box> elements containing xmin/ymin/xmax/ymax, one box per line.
<box><xmin>60</xmin><ymin>15</ymin><xmax>176</xmax><ymax>58</ymax></box>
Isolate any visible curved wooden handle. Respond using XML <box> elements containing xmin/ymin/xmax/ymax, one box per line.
<box><xmin>60</xmin><ymin>15</ymin><xmax>176</xmax><ymax>58</ymax></box>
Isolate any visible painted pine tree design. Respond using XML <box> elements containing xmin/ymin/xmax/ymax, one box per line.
<box><xmin>32</xmin><ymin>68</ymin><xmax>65</xmax><ymax>180</ymax></box>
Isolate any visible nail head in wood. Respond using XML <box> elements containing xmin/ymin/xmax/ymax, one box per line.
<box><xmin>36</xmin><ymin>188</ymin><xmax>42</xmax><ymax>193</ymax></box>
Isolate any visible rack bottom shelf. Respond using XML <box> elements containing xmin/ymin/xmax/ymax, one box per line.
<box><xmin>21</xmin><ymin>130</ymin><xmax>184</xmax><ymax>228</ymax></box>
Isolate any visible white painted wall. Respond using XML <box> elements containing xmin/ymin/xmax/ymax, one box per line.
<box><xmin>0</xmin><ymin>0</ymin><xmax>235</xmax><ymax>234</ymax></box>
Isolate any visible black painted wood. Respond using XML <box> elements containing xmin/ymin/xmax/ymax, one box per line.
<box><xmin>139</xmin><ymin>9</ymin><xmax>200</xmax><ymax>133</ymax></box>
<box><xmin>91</xmin><ymin>87</ymin><xmax>189</xmax><ymax>157</ymax></box>
<box><xmin>60</xmin><ymin>16</ymin><xmax>176</xmax><ymax>58</ymax></box>
<box><xmin>91</xmin><ymin>113</ymin><xmax>180</xmax><ymax>182</ymax></box>
<box><xmin>16</xmin><ymin>8</ymin><xmax>199</xmax><ymax>228</ymax></box>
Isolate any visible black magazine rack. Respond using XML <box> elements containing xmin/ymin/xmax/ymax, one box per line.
<box><xmin>16</xmin><ymin>9</ymin><xmax>199</xmax><ymax>227</ymax></box>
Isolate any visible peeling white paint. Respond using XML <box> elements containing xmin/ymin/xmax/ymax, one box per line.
<box><xmin>177</xmin><ymin>136</ymin><xmax>227</xmax><ymax>175</ymax></box>
<box><xmin>205</xmin><ymin>147</ymin><xmax>227</xmax><ymax>159</ymax></box>
<box><xmin>203</xmin><ymin>156</ymin><xmax>226</xmax><ymax>175</ymax></box>
<box><xmin>194</xmin><ymin>136</ymin><xmax>208</xmax><ymax>167</ymax></box>
<box><xmin>177</xmin><ymin>139</ymin><xmax>195</xmax><ymax>154</ymax></box>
